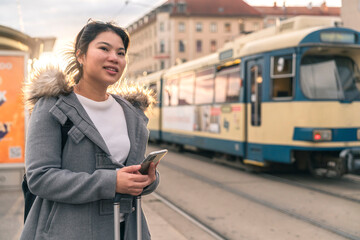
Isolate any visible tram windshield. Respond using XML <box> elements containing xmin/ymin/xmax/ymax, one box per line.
<box><xmin>300</xmin><ymin>55</ymin><xmax>360</xmax><ymax>101</ymax></box>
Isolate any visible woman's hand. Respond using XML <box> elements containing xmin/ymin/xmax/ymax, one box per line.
<box><xmin>116</xmin><ymin>165</ymin><xmax>149</xmax><ymax>196</ymax></box>
<box><xmin>147</xmin><ymin>162</ymin><xmax>158</xmax><ymax>185</ymax></box>
<box><xmin>115</xmin><ymin>164</ymin><xmax>157</xmax><ymax>196</ymax></box>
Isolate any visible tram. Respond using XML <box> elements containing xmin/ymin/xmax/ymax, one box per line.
<box><xmin>137</xmin><ymin>16</ymin><xmax>360</xmax><ymax>177</ymax></box>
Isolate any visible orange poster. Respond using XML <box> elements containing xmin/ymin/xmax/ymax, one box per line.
<box><xmin>0</xmin><ymin>53</ymin><xmax>26</xmax><ymax>164</ymax></box>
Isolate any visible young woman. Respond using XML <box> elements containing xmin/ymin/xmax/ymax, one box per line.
<box><xmin>21</xmin><ymin>20</ymin><xmax>158</xmax><ymax>240</ymax></box>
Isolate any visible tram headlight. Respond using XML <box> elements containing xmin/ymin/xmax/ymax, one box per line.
<box><xmin>313</xmin><ymin>129</ymin><xmax>332</xmax><ymax>141</ymax></box>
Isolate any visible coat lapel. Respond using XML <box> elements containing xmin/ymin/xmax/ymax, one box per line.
<box><xmin>55</xmin><ymin>93</ymin><xmax>111</xmax><ymax>156</ymax></box>
<box><xmin>53</xmin><ymin>92</ymin><xmax>144</xmax><ymax>164</ymax></box>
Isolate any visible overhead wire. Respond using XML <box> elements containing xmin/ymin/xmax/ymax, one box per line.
<box><xmin>16</xmin><ymin>0</ymin><xmax>24</xmax><ymax>32</ymax></box>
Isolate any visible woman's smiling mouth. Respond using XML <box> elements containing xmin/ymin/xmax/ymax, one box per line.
<box><xmin>104</xmin><ymin>66</ymin><xmax>119</xmax><ymax>73</ymax></box>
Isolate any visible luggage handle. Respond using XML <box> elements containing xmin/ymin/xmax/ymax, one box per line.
<box><xmin>114</xmin><ymin>194</ymin><xmax>142</xmax><ymax>240</ymax></box>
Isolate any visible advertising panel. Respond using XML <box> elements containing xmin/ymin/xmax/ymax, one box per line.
<box><xmin>0</xmin><ymin>53</ymin><xmax>26</xmax><ymax>164</ymax></box>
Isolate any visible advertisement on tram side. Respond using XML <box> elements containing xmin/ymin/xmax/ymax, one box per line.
<box><xmin>0</xmin><ymin>52</ymin><xmax>26</xmax><ymax>164</ymax></box>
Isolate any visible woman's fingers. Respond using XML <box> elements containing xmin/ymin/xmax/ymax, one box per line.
<box><xmin>116</xmin><ymin>167</ymin><xmax>150</xmax><ymax>195</ymax></box>
<box><xmin>121</xmin><ymin>165</ymin><xmax>141</xmax><ymax>173</ymax></box>
<box><xmin>147</xmin><ymin>162</ymin><xmax>157</xmax><ymax>184</ymax></box>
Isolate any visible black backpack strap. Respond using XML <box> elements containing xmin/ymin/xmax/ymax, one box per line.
<box><xmin>61</xmin><ymin>118</ymin><xmax>73</xmax><ymax>150</ymax></box>
<box><xmin>22</xmin><ymin>174</ymin><xmax>36</xmax><ymax>223</ymax></box>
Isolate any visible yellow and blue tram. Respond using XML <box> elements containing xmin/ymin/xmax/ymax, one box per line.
<box><xmin>138</xmin><ymin>16</ymin><xmax>360</xmax><ymax>176</ymax></box>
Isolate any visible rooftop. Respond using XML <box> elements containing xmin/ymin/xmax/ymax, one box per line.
<box><xmin>165</xmin><ymin>0</ymin><xmax>261</xmax><ymax>17</ymax></box>
<box><xmin>255</xmin><ymin>2</ymin><xmax>340</xmax><ymax>16</ymax></box>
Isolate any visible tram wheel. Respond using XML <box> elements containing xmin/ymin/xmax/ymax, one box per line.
<box><xmin>307</xmin><ymin>153</ymin><xmax>346</xmax><ymax>178</ymax></box>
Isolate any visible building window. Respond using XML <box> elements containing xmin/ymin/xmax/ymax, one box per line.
<box><xmin>225</xmin><ymin>23</ymin><xmax>231</xmax><ymax>33</ymax></box>
<box><xmin>160</xmin><ymin>22</ymin><xmax>164</xmax><ymax>32</ymax></box>
<box><xmin>196</xmin><ymin>40</ymin><xmax>202</xmax><ymax>52</ymax></box>
<box><xmin>177</xmin><ymin>3</ymin><xmax>186</xmax><ymax>13</ymax></box>
<box><xmin>253</xmin><ymin>22</ymin><xmax>260</xmax><ymax>31</ymax></box>
<box><xmin>160</xmin><ymin>40</ymin><xmax>165</xmax><ymax>53</ymax></box>
<box><xmin>178</xmin><ymin>22</ymin><xmax>185</xmax><ymax>32</ymax></box>
<box><xmin>196</xmin><ymin>22</ymin><xmax>203</xmax><ymax>32</ymax></box>
<box><xmin>239</xmin><ymin>21</ymin><xmax>245</xmax><ymax>33</ymax></box>
<box><xmin>179</xmin><ymin>40</ymin><xmax>185</xmax><ymax>52</ymax></box>
<box><xmin>210</xmin><ymin>40</ymin><xmax>217</xmax><ymax>52</ymax></box>
<box><xmin>160</xmin><ymin>61</ymin><xmax>165</xmax><ymax>70</ymax></box>
<box><xmin>210</xmin><ymin>23</ymin><xmax>217</xmax><ymax>32</ymax></box>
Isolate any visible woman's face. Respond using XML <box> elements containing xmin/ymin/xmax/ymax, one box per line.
<box><xmin>78</xmin><ymin>31</ymin><xmax>127</xmax><ymax>88</ymax></box>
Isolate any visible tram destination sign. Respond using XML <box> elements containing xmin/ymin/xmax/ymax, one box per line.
<box><xmin>320</xmin><ymin>32</ymin><xmax>356</xmax><ymax>44</ymax></box>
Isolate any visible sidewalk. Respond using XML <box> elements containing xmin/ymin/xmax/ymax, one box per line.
<box><xmin>1</xmin><ymin>186</ymin><xmax>214</xmax><ymax>240</ymax></box>
<box><xmin>142</xmin><ymin>195</ymin><xmax>188</xmax><ymax>240</ymax></box>
<box><xmin>0</xmin><ymin>188</ymin><xmax>190</xmax><ymax>240</ymax></box>
<box><xmin>142</xmin><ymin>193</ymin><xmax>214</xmax><ymax>240</ymax></box>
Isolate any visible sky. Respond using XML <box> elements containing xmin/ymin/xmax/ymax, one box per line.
<box><xmin>0</xmin><ymin>0</ymin><xmax>342</xmax><ymax>59</ymax></box>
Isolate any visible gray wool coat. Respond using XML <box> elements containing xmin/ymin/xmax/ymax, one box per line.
<box><xmin>20</xmin><ymin>69</ymin><xmax>159</xmax><ymax>240</ymax></box>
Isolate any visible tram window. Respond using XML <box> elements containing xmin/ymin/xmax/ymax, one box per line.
<box><xmin>195</xmin><ymin>68</ymin><xmax>214</xmax><ymax>104</ymax></box>
<box><xmin>215</xmin><ymin>74</ymin><xmax>227</xmax><ymax>102</ymax></box>
<box><xmin>300</xmin><ymin>55</ymin><xmax>360</xmax><ymax>101</ymax></box>
<box><xmin>164</xmin><ymin>78</ymin><xmax>179</xmax><ymax>106</ymax></box>
<box><xmin>215</xmin><ymin>67</ymin><xmax>241</xmax><ymax>103</ymax></box>
<box><xmin>226</xmin><ymin>72</ymin><xmax>241</xmax><ymax>102</ymax></box>
<box><xmin>271</xmin><ymin>54</ymin><xmax>294</xmax><ymax>99</ymax></box>
<box><xmin>178</xmin><ymin>73</ymin><xmax>195</xmax><ymax>105</ymax></box>
<box><xmin>272</xmin><ymin>78</ymin><xmax>293</xmax><ymax>98</ymax></box>
<box><xmin>251</xmin><ymin>65</ymin><xmax>262</xmax><ymax>126</ymax></box>
<box><xmin>272</xmin><ymin>55</ymin><xmax>293</xmax><ymax>76</ymax></box>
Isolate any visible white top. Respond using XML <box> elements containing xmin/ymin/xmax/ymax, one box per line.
<box><xmin>76</xmin><ymin>94</ymin><xmax>130</xmax><ymax>165</ymax></box>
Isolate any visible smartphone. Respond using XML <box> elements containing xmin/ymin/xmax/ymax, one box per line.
<box><xmin>139</xmin><ymin>149</ymin><xmax>168</xmax><ymax>174</ymax></box>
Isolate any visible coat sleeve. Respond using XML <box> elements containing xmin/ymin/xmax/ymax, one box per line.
<box><xmin>25</xmin><ymin>97</ymin><xmax>117</xmax><ymax>204</ymax></box>
<box><xmin>142</xmin><ymin>171</ymin><xmax>160</xmax><ymax>195</ymax></box>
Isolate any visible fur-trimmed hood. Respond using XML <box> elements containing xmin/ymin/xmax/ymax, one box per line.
<box><xmin>24</xmin><ymin>67</ymin><xmax>156</xmax><ymax>113</ymax></box>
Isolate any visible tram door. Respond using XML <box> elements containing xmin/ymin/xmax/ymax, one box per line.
<box><xmin>245</xmin><ymin>58</ymin><xmax>264</xmax><ymax>163</ymax></box>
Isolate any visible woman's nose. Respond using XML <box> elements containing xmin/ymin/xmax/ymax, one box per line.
<box><xmin>108</xmin><ymin>51</ymin><xmax>119</xmax><ymax>62</ymax></box>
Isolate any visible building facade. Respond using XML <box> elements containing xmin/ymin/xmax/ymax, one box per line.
<box><xmin>341</xmin><ymin>0</ymin><xmax>360</xmax><ymax>31</ymax></box>
<box><xmin>255</xmin><ymin>2</ymin><xmax>340</xmax><ymax>28</ymax></box>
<box><xmin>126</xmin><ymin>0</ymin><xmax>263</xmax><ymax>78</ymax></box>
<box><xmin>126</xmin><ymin>0</ymin><xmax>340</xmax><ymax>78</ymax></box>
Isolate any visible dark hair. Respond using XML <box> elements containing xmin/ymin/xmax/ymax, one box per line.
<box><xmin>65</xmin><ymin>19</ymin><xmax>130</xmax><ymax>84</ymax></box>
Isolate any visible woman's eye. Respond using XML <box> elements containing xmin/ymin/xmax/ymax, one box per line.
<box><xmin>118</xmin><ymin>52</ymin><xmax>125</xmax><ymax>56</ymax></box>
<box><xmin>100</xmin><ymin>47</ymin><xmax>108</xmax><ymax>51</ymax></box>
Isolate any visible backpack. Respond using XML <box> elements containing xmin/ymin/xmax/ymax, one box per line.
<box><xmin>22</xmin><ymin>119</ymin><xmax>73</xmax><ymax>223</ymax></box>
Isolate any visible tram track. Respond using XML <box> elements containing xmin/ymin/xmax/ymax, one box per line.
<box><xmin>159</xmin><ymin>159</ymin><xmax>360</xmax><ymax>240</ymax></box>
<box><xmin>152</xmin><ymin>192</ymin><xmax>228</xmax><ymax>240</ymax></box>
<box><xmin>165</xmin><ymin>146</ymin><xmax>360</xmax><ymax>205</ymax></box>
<box><xmin>260</xmin><ymin>173</ymin><xmax>360</xmax><ymax>204</ymax></box>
